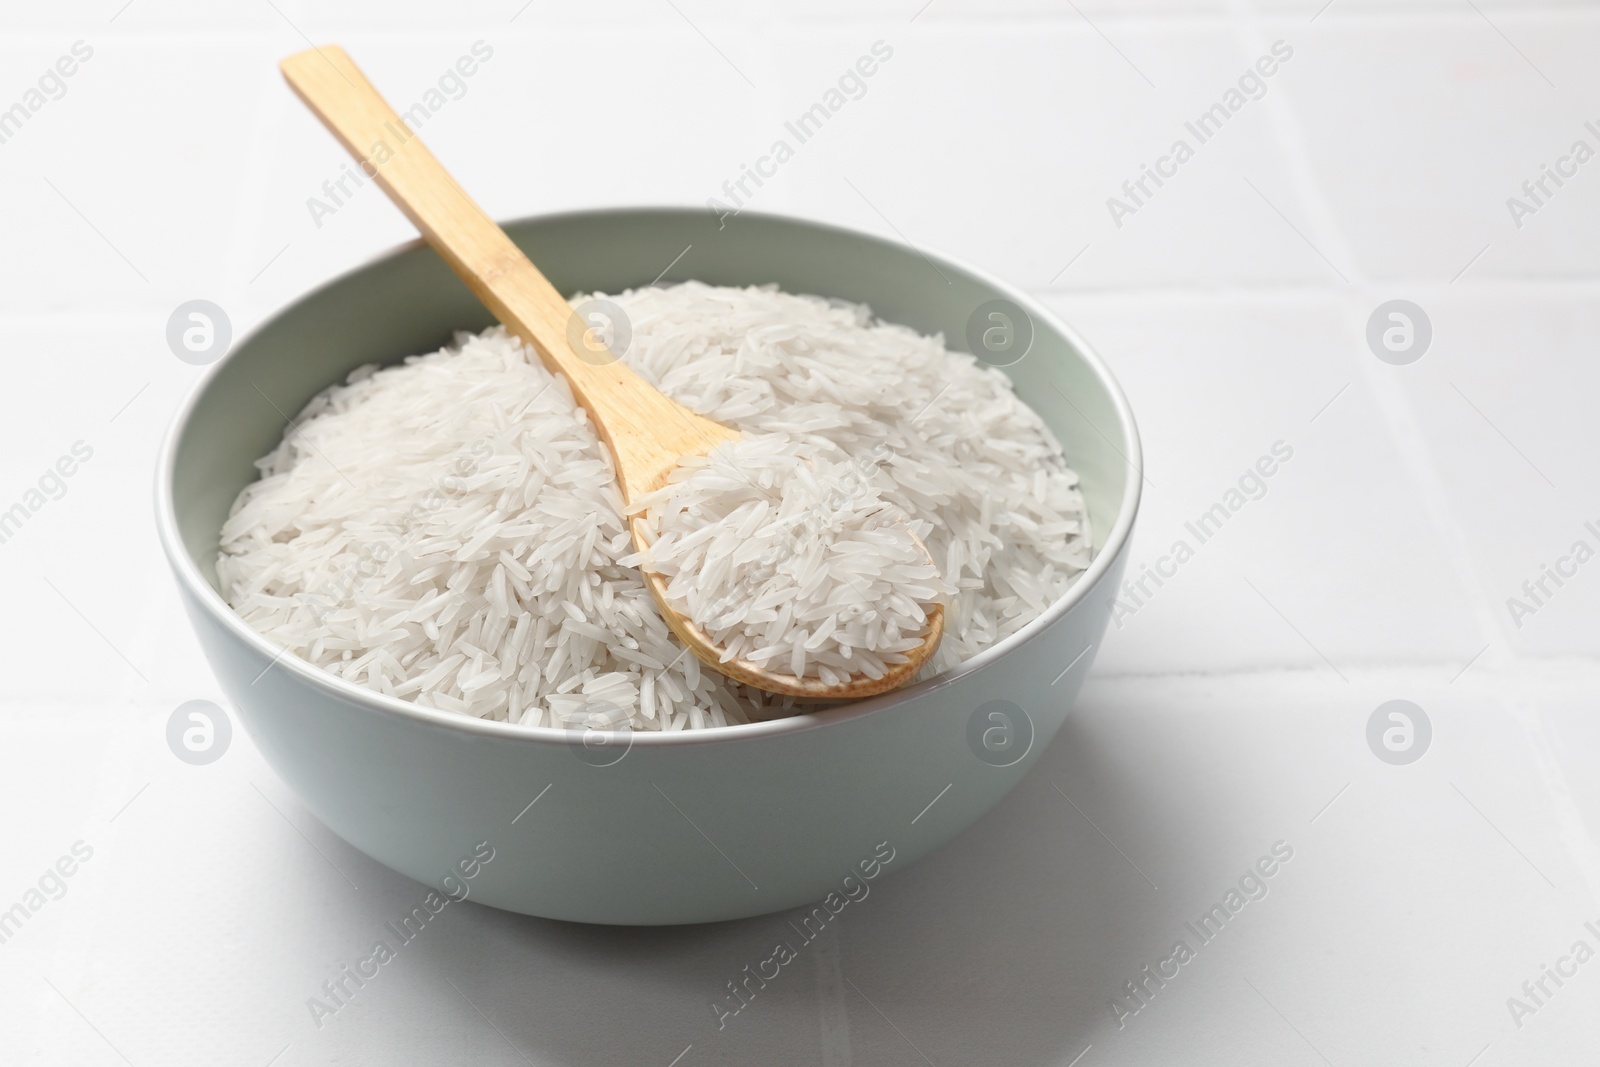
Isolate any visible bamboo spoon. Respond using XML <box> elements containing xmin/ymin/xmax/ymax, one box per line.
<box><xmin>280</xmin><ymin>45</ymin><xmax>943</xmax><ymax>699</ymax></box>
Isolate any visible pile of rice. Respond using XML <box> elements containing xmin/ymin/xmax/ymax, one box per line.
<box><xmin>629</xmin><ymin>434</ymin><xmax>953</xmax><ymax>685</ymax></box>
<box><xmin>218</xmin><ymin>282</ymin><xmax>1092</xmax><ymax>731</ymax></box>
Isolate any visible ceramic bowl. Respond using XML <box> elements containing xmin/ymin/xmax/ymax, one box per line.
<box><xmin>156</xmin><ymin>208</ymin><xmax>1140</xmax><ymax>925</ymax></box>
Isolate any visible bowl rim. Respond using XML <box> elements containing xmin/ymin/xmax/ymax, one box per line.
<box><xmin>155</xmin><ymin>205</ymin><xmax>1142</xmax><ymax>748</ymax></box>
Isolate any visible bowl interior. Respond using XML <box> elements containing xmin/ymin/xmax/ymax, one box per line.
<box><xmin>170</xmin><ymin>208</ymin><xmax>1135</xmax><ymax>622</ymax></box>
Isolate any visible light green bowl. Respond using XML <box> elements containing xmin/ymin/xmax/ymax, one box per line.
<box><xmin>156</xmin><ymin>208</ymin><xmax>1141</xmax><ymax>925</ymax></box>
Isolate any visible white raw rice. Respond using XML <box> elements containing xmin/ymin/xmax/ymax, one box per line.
<box><xmin>628</xmin><ymin>434</ymin><xmax>954</xmax><ymax>685</ymax></box>
<box><xmin>217</xmin><ymin>281</ymin><xmax>1092</xmax><ymax>731</ymax></box>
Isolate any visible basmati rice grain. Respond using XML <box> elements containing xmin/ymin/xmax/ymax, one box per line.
<box><xmin>218</xmin><ymin>282</ymin><xmax>1092</xmax><ymax>732</ymax></box>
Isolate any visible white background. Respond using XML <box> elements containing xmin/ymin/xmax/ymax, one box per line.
<box><xmin>2</xmin><ymin>1</ymin><xmax>1599</xmax><ymax>1064</ymax></box>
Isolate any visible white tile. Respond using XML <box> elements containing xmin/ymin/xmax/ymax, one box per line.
<box><xmin>15</xmin><ymin>670</ymin><xmax>1591</xmax><ymax>1066</ymax></box>
<box><xmin>239</xmin><ymin>29</ymin><xmax>773</xmax><ymax>319</ymax></box>
<box><xmin>1259</xmin><ymin>0</ymin><xmax>1598</xmax><ymax>16</ymax></box>
<box><xmin>0</xmin><ymin>322</ymin><xmax>192</xmax><ymax>692</ymax></box>
<box><xmin>1040</xmin><ymin>292</ymin><xmax>1486</xmax><ymax>676</ymax></box>
<box><xmin>1531</xmin><ymin>665</ymin><xmax>1600</xmax><ymax>847</ymax></box>
<box><xmin>802</xmin><ymin>670</ymin><xmax>1596</xmax><ymax>1065</ymax></box>
<box><xmin>283</xmin><ymin>0</ymin><xmax>744</xmax><ymax>33</ymax></box>
<box><xmin>0</xmin><ymin>41</ymin><xmax>278</xmax><ymax>314</ymax></box>
<box><xmin>1379</xmin><ymin>287</ymin><xmax>1600</xmax><ymax>657</ymax></box>
<box><xmin>770</xmin><ymin>24</ymin><xmax>1335</xmax><ymax>289</ymax></box>
<box><xmin>0</xmin><ymin>0</ymin><xmax>279</xmax><ymax>32</ymax></box>
<box><xmin>4</xmin><ymin>4</ymin><xmax>1600</xmax><ymax>1064</ymax></box>
<box><xmin>1269</xmin><ymin>11</ymin><xmax>1600</xmax><ymax>281</ymax></box>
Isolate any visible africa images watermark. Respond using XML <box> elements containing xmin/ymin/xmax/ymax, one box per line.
<box><xmin>305</xmin><ymin>840</ymin><xmax>496</xmax><ymax>1028</ymax></box>
<box><xmin>0</xmin><ymin>440</ymin><xmax>95</xmax><ymax>549</ymax></box>
<box><xmin>1504</xmin><ymin>120</ymin><xmax>1600</xmax><ymax>229</ymax></box>
<box><xmin>1503</xmin><ymin>518</ymin><xmax>1600</xmax><ymax>629</ymax></box>
<box><xmin>0</xmin><ymin>841</ymin><xmax>95</xmax><ymax>950</ymax></box>
<box><xmin>0</xmin><ymin>40</ymin><xmax>94</xmax><ymax>148</ymax></box>
<box><xmin>1110</xmin><ymin>440</ymin><xmax>1295</xmax><ymax>627</ymax></box>
<box><xmin>1106</xmin><ymin>40</ymin><xmax>1294</xmax><ymax>228</ymax></box>
<box><xmin>1109</xmin><ymin>840</ymin><xmax>1296</xmax><ymax>1030</ymax></box>
<box><xmin>1504</xmin><ymin>916</ymin><xmax>1600</xmax><ymax>1030</ymax></box>
<box><xmin>710</xmin><ymin>840</ymin><xmax>897</xmax><ymax>1031</ymax></box>
<box><xmin>305</xmin><ymin>40</ymin><xmax>495</xmax><ymax>228</ymax></box>
<box><xmin>706</xmin><ymin>40</ymin><xmax>895</xmax><ymax>228</ymax></box>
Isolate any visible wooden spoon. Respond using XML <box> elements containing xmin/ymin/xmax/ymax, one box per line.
<box><xmin>280</xmin><ymin>45</ymin><xmax>943</xmax><ymax>699</ymax></box>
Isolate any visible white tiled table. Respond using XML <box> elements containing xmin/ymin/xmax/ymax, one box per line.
<box><xmin>2</xmin><ymin>2</ymin><xmax>1597</xmax><ymax>1064</ymax></box>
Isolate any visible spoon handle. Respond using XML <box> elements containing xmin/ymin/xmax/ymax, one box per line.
<box><xmin>280</xmin><ymin>45</ymin><xmax>732</xmax><ymax>500</ymax></box>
